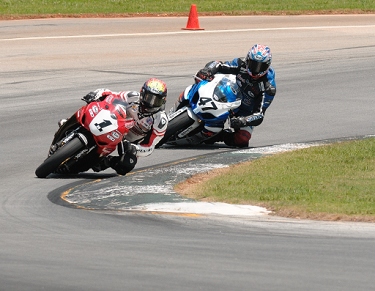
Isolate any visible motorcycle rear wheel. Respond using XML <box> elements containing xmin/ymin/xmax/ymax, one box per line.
<box><xmin>35</xmin><ymin>137</ymin><xmax>85</xmax><ymax>178</ymax></box>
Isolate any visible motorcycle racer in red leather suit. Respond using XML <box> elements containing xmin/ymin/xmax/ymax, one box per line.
<box><xmin>58</xmin><ymin>78</ymin><xmax>168</xmax><ymax>175</ymax></box>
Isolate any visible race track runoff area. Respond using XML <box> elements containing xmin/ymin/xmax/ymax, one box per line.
<box><xmin>59</xmin><ymin>140</ymin><xmax>338</xmax><ymax>216</ymax></box>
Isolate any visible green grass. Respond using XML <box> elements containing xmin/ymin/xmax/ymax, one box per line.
<box><xmin>1</xmin><ymin>0</ymin><xmax>375</xmax><ymax>17</ymax></box>
<box><xmin>177</xmin><ymin>138</ymin><xmax>375</xmax><ymax>221</ymax></box>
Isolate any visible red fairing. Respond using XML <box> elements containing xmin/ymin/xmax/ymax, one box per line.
<box><xmin>75</xmin><ymin>94</ymin><xmax>134</xmax><ymax>156</ymax></box>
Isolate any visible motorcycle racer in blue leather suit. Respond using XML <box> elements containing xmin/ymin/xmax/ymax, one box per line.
<box><xmin>196</xmin><ymin>44</ymin><xmax>277</xmax><ymax>147</ymax></box>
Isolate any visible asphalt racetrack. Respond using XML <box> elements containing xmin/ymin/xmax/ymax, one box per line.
<box><xmin>1</xmin><ymin>15</ymin><xmax>375</xmax><ymax>290</ymax></box>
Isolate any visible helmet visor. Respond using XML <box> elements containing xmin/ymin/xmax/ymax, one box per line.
<box><xmin>247</xmin><ymin>59</ymin><xmax>269</xmax><ymax>76</ymax></box>
<box><xmin>141</xmin><ymin>92</ymin><xmax>164</xmax><ymax>113</ymax></box>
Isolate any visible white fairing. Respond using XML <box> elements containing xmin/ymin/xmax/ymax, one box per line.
<box><xmin>190</xmin><ymin>74</ymin><xmax>241</xmax><ymax>118</ymax></box>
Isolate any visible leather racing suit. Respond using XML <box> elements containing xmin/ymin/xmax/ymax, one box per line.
<box><xmin>200</xmin><ymin>58</ymin><xmax>276</xmax><ymax>147</ymax></box>
<box><xmin>55</xmin><ymin>88</ymin><xmax>168</xmax><ymax>175</ymax></box>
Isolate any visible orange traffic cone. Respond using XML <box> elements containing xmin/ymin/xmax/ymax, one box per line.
<box><xmin>182</xmin><ymin>4</ymin><xmax>204</xmax><ymax>30</ymax></box>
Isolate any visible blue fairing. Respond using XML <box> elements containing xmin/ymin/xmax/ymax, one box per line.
<box><xmin>185</xmin><ymin>80</ymin><xmax>206</xmax><ymax>103</ymax></box>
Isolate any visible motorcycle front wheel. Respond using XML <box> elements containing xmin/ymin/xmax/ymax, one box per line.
<box><xmin>35</xmin><ymin>137</ymin><xmax>85</xmax><ymax>178</ymax></box>
<box><xmin>156</xmin><ymin>110</ymin><xmax>195</xmax><ymax>148</ymax></box>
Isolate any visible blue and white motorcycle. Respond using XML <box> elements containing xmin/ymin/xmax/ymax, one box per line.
<box><xmin>156</xmin><ymin>74</ymin><xmax>242</xmax><ymax>147</ymax></box>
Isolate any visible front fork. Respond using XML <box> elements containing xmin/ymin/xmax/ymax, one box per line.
<box><xmin>49</xmin><ymin>125</ymin><xmax>91</xmax><ymax>157</ymax></box>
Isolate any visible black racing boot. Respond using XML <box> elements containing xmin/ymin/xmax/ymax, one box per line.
<box><xmin>92</xmin><ymin>156</ymin><xmax>112</xmax><ymax>172</ymax></box>
<box><xmin>204</xmin><ymin>131</ymin><xmax>224</xmax><ymax>145</ymax></box>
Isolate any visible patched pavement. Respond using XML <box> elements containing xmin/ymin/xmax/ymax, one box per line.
<box><xmin>61</xmin><ymin>141</ymin><xmax>331</xmax><ymax>216</ymax></box>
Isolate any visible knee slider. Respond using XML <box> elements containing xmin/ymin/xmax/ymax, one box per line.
<box><xmin>233</xmin><ymin>130</ymin><xmax>251</xmax><ymax>147</ymax></box>
<box><xmin>223</xmin><ymin>130</ymin><xmax>251</xmax><ymax>148</ymax></box>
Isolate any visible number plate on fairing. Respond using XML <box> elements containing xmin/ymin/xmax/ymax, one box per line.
<box><xmin>89</xmin><ymin>110</ymin><xmax>118</xmax><ymax>136</ymax></box>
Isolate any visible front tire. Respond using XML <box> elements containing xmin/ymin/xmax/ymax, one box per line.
<box><xmin>35</xmin><ymin>137</ymin><xmax>85</xmax><ymax>178</ymax></box>
<box><xmin>156</xmin><ymin>110</ymin><xmax>195</xmax><ymax>148</ymax></box>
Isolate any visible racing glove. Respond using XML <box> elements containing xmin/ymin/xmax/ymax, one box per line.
<box><xmin>124</xmin><ymin>140</ymin><xmax>138</xmax><ymax>156</ymax></box>
<box><xmin>230</xmin><ymin>117</ymin><xmax>247</xmax><ymax>130</ymax></box>
<box><xmin>82</xmin><ymin>92</ymin><xmax>97</xmax><ymax>103</ymax></box>
<box><xmin>195</xmin><ymin>68</ymin><xmax>214</xmax><ymax>83</ymax></box>
<box><xmin>82</xmin><ymin>88</ymin><xmax>110</xmax><ymax>103</ymax></box>
<box><xmin>194</xmin><ymin>61</ymin><xmax>222</xmax><ymax>83</ymax></box>
<box><xmin>119</xmin><ymin>140</ymin><xmax>138</xmax><ymax>156</ymax></box>
<box><xmin>206</xmin><ymin>60</ymin><xmax>222</xmax><ymax>75</ymax></box>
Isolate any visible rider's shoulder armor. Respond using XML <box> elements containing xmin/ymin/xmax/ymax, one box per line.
<box><xmin>124</xmin><ymin>91</ymin><xmax>140</xmax><ymax>103</ymax></box>
<box><xmin>153</xmin><ymin>111</ymin><xmax>168</xmax><ymax>133</ymax></box>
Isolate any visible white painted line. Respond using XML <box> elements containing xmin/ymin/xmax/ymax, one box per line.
<box><xmin>235</xmin><ymin>143</ymin><xmax>321</xmax><ymax>155</ymax></box>
<box><xmin>2</xmin><ymin>24</ymin><xmax>375</xmax><ymax>41</ymax></box>
<box><xmin>133</xmin><ymin>201</ymin><xmax>271</xmax><ymax>216</ymax></box>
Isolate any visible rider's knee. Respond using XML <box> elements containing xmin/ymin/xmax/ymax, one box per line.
<box><xmin>110</xmin><ymin>153</ymin><xmax>137</xmax><ymax>175</ymax></box>
<box><xmin>223</xmin><ymin>129</ymin><xmax>252</xmax><ymax>148</ymax></box>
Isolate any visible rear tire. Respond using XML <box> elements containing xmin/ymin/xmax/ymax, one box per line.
<box><xmin>35</xmin><ymin>137</ymin><xmax>85</xmax><ymax>178</ymax></box>
<box><xmin>156</xmin><ymin>110</ymin><xmax>195</xmax><ymax>148</ymax></box>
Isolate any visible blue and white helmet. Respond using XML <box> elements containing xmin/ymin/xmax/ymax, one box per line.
<box><xmin>245</xmin><ymin>44</ymin><xmax>272</xmax><ymax>79</ymax></box>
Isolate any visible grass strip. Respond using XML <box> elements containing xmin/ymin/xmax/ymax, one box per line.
<box><xmin>176</xmin><ymin>138</ymin><xmax>375</xmax><ymax>222</ymax></box>
<box><xmin>1</xmin><ymin>0</ymin><xmax>375</xmax><ymax>18</ymax></box>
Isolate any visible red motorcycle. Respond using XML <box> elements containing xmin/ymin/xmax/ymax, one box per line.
<box><xmin>35</xmin><ymin>95</ymin><xmax>134</xmax><ymax>178</ymax></box>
